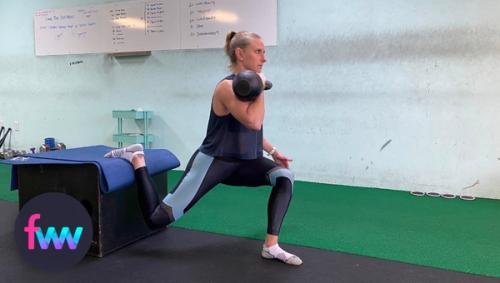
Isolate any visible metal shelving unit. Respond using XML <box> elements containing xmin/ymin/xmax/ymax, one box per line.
<box><xmin>112</xmin><ymin>110</ymin><xmax>154</xmax><ymax>149</ymax></box>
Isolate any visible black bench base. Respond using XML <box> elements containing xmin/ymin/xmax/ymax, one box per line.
<box><xmin>16</xmin><ymin>164</ymin><xmax>167</xmax><ymax>257</ymax></box>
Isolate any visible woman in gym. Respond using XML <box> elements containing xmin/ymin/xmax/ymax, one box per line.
<box><xmin>105</xmin><ymin>31</ymin><xmax>302</xmax><ymax>266</ymax></box>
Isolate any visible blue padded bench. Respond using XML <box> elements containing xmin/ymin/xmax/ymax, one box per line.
<box><xmin>1</xmin><ymin>145</ymin><xmax>180</xmax><ymax>257</ymax></box>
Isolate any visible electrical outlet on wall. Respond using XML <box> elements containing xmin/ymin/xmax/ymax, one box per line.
<box><xmin>14</xmin><ymin>121</ymin><xmax>20</xmax><ymax>132</ymax></box>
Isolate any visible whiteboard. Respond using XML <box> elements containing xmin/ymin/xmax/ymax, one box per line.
<box><xmin>180</xmin><ymin>0</ymin><xmax>277</xmax><ymax>49</ymax></box>
<box><xmin>34</xmin><ymin>5</ymin><xmax>108</xmax><ymax>55</ymax></box>
<box><xmin>34</xmin><ymin>0</ymin><xmax>277</xmax><ymax>56</ymax></box>
<box><xmin>105</xmin><ymin>0</ymin><xmax>181</xmax><ymax>52</ymax></box>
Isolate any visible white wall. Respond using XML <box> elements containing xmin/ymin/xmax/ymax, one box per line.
<box><xmin>1</xmin><ymin>0</ymin><xmax>500</xmax><ymax>199</ymax></box>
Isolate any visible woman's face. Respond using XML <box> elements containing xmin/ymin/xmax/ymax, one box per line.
<box><xmin>239</xmin><ymin>38</ymin><xmax>266</xmax><ymax>73</ymax></box>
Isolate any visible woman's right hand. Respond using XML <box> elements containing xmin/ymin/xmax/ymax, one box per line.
<box><xmin>213</xmin><ymin>79</ymin><xmax>265</xmax><ymax>131</ymax></box>
<box><xmin>258</xmin><ymin>72</ymin><xmax>267</xmax><ymax>89</ymax></box>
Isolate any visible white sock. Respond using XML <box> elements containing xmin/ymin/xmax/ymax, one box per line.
<box><xmin>262</xmin><ymin>244</ymin><xmax>303</xmax><ymax>266</ymax></box>
<box><xmin>104</xmin><ymin>144</ymin><xmax>144</xmax><ymax>163</ymax></box>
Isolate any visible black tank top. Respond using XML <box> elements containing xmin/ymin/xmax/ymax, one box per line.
<box><xmin>199</xmin><ymin>74</ymin><xmax>263</xmax><ymax>159</ymax></box>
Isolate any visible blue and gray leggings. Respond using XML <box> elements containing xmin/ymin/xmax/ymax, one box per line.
<box><xmin>135</xmin><ymin>150</ymin><xmax>294</xmax><ymax>235</ymax></box>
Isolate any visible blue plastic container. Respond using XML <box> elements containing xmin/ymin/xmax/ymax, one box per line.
<box><xmin>44</xmin><ymin>137</ymin><xmax>55</xmax><ymax>149</ymax></box>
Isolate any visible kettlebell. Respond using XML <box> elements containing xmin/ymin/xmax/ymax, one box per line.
<box><xmin>232</xmin><ymin>70</ymin><xmax>272</xmax><ymax>101</ymax></box>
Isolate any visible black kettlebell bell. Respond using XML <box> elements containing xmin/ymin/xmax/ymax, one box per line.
<box><xmin>232</xmin><ymin>70</ymin><xmax>272</xmax><ymax>101</ymax></box>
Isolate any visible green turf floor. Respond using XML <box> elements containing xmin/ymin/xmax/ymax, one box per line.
<box><xmin>0</xmin><ymin>164</ymin><xmax>17</xmax><ymax>202</ymax></box>
<box><xmin>1</xmin><ymin>164</ymin><xmax>499</xmax><ymax>278</ymax></box>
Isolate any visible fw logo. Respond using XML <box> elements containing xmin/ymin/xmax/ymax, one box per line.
<box><xmin>24</xmin><ymin>213</ymin><xmax>83</xmax><ymax>250</ymax></box>
<box><xmin>15</xmin><ymin>192</ymin><xmax>92</xmax><ymax>271</ymax></box>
